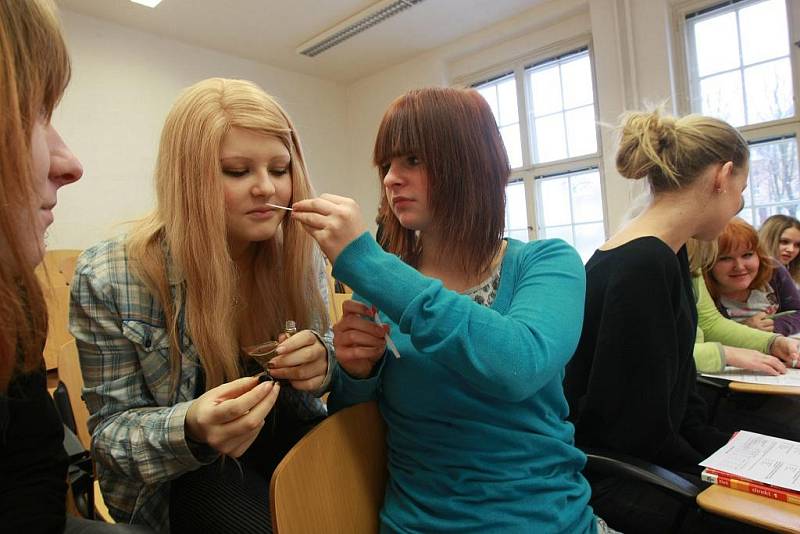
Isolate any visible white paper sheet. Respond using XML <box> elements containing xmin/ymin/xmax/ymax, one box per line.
<box><xmin>700</xmin><ymin>430</ymin><xmax>800</xmax><ymax>492</ymax></box>
<box><xmin>701</xmin><ymin>367</ymin><xmax>800</xmax><ymax>387</ymax></box>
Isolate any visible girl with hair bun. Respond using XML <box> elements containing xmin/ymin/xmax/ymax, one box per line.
<box><xmin>564</xmin><ymin>109</ymin><xmax>754</xmax><ymax>532</ymax></box>
<box><xmin>759</xmin><ymin>213</ymin><xmax>800</xmax><ymax>288</ymax></box>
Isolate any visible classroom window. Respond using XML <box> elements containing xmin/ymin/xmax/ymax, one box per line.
<box><xmin>504</xmin><ymin>180</ymin><xmax>529</xmax><ymax>242</ymax></box>
<box><xmin>685</xmin><ymin>0</ymin><xmax>794</xmax><ymax>127</ymax></box>
<box><xmin>471</xmin><ymin>46</ymin><xmax>605</xmax><ymax>254</ymax></box>
<box><xmin>739</xmin><ymin>136</ymin><xmax>800</xmax><ymax>226</ymax></box>
<box><xmin>476</xmin><ymin>73</ymin><xmax>523</xmax><ymax>168</ymax></box>
<box><xmin>536</xmin><ymin>169</ymin><xmax>605</xmax><ymax>263</ymax></box>
<box><xmin>527</xmin><ymin>50</ymin><xmax>598</xmax><ymax>163</ymax></box>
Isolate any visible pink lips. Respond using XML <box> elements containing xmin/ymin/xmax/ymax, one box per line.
<box><xmin>247</xmin><ymin>207</ymin><xmax>277</xmax><ymax>220</ymax></box>
<box><xmin>392</xmin><ymin>196</ymin><xmax>412</xmax><ymax>208</ymax></box>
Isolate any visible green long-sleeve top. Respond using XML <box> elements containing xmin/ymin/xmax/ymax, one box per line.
<box><xmin>693</xmin><ymin>275</ymin><xmax>777</xmax><ymax>372</ymax></box>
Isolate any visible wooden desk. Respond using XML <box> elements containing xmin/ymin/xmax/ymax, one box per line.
<box><xmin>697</xmin><ymin>485</ymin><xmax>800</xmax><ymax>533</ymax></box>
<box><xmin>728</xmin><ymin>382</ymin><xmax>800</xmax><ymax>396</ymax></box>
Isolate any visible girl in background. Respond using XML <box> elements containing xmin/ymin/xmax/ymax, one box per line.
<box><xmin>705</xmin><ymin>218</ymin><xmax>800</xmax><ymax>337</ymax></box>
<box><xmin>759</xmin><ymin>214</ymin><xmax>800</xmax><ymax>288</ymax></box>
<box><xmin>688</xmin><ymin>238</ymin><xmax>796</xmax><ymax>374</ymax></box>
<box><xmin>70</xmin><ymin>78</ymin><xmax>333</xmax><ymax>533</ymax></box>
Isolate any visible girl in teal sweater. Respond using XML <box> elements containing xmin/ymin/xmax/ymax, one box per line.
<box><xmin>293</xmin><ymin>88</ymin><xmax>607</xmax><ymax>533</ymax></box>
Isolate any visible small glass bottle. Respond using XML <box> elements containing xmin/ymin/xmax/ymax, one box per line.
<box><xmin>284</xmin><ymin>320</ymin><xmax>297</xmax><ymax>338</ymax></box>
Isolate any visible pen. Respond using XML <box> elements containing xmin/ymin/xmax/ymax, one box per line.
<box><xmin>766</xmin><ymin>310</ymin><xmax>797</xmax><ymax>319</ymax></box>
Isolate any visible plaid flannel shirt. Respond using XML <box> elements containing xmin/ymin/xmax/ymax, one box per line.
<box><xmin>69</xmin><ymin>235</ymin><xmax>335</xmax><ymax>532</ymax></box>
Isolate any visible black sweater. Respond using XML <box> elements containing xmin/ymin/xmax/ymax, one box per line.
<box><xmin>564</xmin><ymin>237</ymin><xmax>730</xmax><ymax>472</ymax></box>
<box><xmin>0</xmin><ymin>367</ymin><xmax>68</xmax><ymax>533</ymax></box>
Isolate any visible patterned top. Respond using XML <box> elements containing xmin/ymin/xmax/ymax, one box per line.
<box><xmin>69</xmin><ymin>235</ymin><xmax>335</xmax><ymax>532</ymax></box>
<box><xmin>462</xmin><ymin>262</ymin><xmax>502</xmax><ymax>307</ymax></box>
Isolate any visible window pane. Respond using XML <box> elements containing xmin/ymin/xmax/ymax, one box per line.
<box><xmin>693</xmin><ymin>12</ymin><xmax>740</xmax><ymax>77</ymax></box>
<box><xmin>565</xmin><ymin>106</ymin><xmax>597</xmax><ymax>157</ymax></box>
<box><xmin>740</xmin><ymin>0</ymin><xmax>789</xmax><ymax>65</ymax></box>
<box><xmin>497</xmin><ymin>78</ymin><xmax>519</xmax><ymax>126</ymax></box>
<box><xmin>500</xmin><ymin>124</ymin><xmax>523</xmax><ymax>169</ymax></box>
<box><xmin>748</xmin><ymin>137</ymin><xmax>800</xmax><ymax>208</ymax></box>
<box><xmin>539</xmin><ymin>177</ymin><xmax>572</xmax><ymax>226</ymax></box>
<box><xmin>574</xmin><ymin>222</ymin><xmax>605</xmax><ymax>263</ymax></box>
<box><xmin>506</xmin><ymin>229</ymin><xmax>529</xmax><ymax>242</ymax></box>
<box><xmin>739</xmin><ymin>208</ymin><xmax>754</xmax><ymax>226</ymax></box>
<box><xmin>477</xmin><ymin>85</ymin><xmax>498</xmax><ymax>121</ymax></box>
<box><xmin>542</xmin><ymin>225</ymin><xmax>574</xmax><ymax>245</ymax></box>
<box><xmin>529</xmin><ymin>65</ymin><xmax>562</xmax><ymax>116</ymax></box>
<box><xmin>571</xmin><ymin>170</ymin><xmax>603</xmax><ymax>223</ymax></box>
<box><xmin>534</xmin><ymin>113</ymin><xmax>567</xmax><ymax>163</ymax></box>
<box><xmin>475</xmin><ymin>76</ymin><xmax>522</xmax><ymax>170</ymax></box>
<box><xmin>561</xmin><ymin>55</ymin><xmax>594</xmax><ymax>109</ymax></box>
<box><xmin>505</xmin><ymin>181</ymin><xmax>528</xmax><ymax>231</ymax></box>
<box><xmin>700</xmin><ymin>70</ymin><xmax>745</xmax><ymax>126</ymax></box>
<box><xmin>744</xmin><ymin>58</ymin><xmax>794</xmax><ymax>124</ymax></box>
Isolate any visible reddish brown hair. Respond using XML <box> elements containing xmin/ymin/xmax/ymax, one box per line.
<box><xmin>373</xmin><ymin>87</ymin><xmax>509</xmax><ymax>275</ymax></box>
<box><xmin>0</xmin><ymin>0</ymin><xmax>70</xmax><ymax>391</ymax></box>
<box><xmin>704</xmin><ymin>218</ymin><xmax>774</xmax><ymax>301</ymax></box>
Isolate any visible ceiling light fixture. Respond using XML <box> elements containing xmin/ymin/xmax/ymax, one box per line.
<box><xmin>130</xmin><ymin>0</ymin><xmax>163</xmax><ymax>7</ymax></box>
<box><xmin>297</xmin><ymin>0</ymin><xmax>424</xmax><ymax>57</ymax></box>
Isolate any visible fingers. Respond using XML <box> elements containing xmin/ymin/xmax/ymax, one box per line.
<box><xmin>269</xmin><ymin>356</ymin><xmax>327</xmax><ymax>382</ymax></box>
<box><xmin>271</xmin><ymin>331</ymin><xmax>321</xmax><ymax>367</ymax></box>
<box><xmin>208</xmin><ymin>376</ymin><xmax>261</xmax><ymax>403</ymax></box>
<box><xmin>334</xmin><ymin>314</ymin><xmax>387</xmax><ymax>340</ymax></box>
<box><xmin>292</xmin><ymin>197</ymin><xmax>336</xmax><ymax>215</ymax></box>
<box><xmin>292</xmin><ymin>211</ymin><xmax>328</xmax><ymax>230</ymax></box>
<box><xmin>212</xmin><ymin>380</ymin><xmax>274</xmax><ymax>424</ymax></box>
<box><xmin>218</xmin><ymin>383</ymin><xmax>281</xmax><ymax>457</ymax></box>
<box><xmin>341</xmin><ymin>299</ymin><xmax>373</xmax><ymax>316</ymax></box>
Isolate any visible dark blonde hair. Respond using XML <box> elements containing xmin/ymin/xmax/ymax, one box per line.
<box><xmin>127</xmin><ymin>78</ymin><xmax>328</xmax><ymax>390</ymax></box>
<box><xmin>704</xmin><ymin>218</ymin><xmax>773</xmax><ymax>301</ymax></box>
<box><xmin>616</xmin><ymin>109</ymin><xmax>749</xmax><ymax>193</ymax></box>
<box><xmin>0</xmin><ymin>0</ymin><xmax>70</xmax><ymax>391</ymax></box>
<box><xmin>374</xmin><ymin>87</ymin><xmax>509</xmax><ymax>275</ymax></box>
<box><xmin>759</xmin><ymin>214</ymin><xmax>800</xmax><ymax>283</ymax></box>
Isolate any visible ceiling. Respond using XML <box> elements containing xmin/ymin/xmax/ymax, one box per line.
<box><xmin>56</xmin><ymin>0</ymin><xmax>545</xmax><ymax>83</ymax></box>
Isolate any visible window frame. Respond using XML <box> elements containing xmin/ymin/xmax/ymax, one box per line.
<box><xmin>673</xmin><ymin>0</ymin><xmax>800</xmax><ymax>223</ymax></box>
<box><xmin>453</xmin><ymin>35</ymin><xmax>608</xmax><ymax>243</ymax></box>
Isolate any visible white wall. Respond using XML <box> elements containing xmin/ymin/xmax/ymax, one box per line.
<box><xmin>343</xmin><ymin>0</ymin><xmax>685</xmax><ymax>236</ymax></box>
<box><xmin>49</xmin><ymin>10</ymin><xmax>349</xmax><ymax>250</ymax></box>
<box><xmin>53</xmin><ymin>0</ymin><xmax>695</xmax><ymax>249</ymax></box>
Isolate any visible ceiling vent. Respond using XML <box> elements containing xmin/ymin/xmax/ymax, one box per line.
<box><xmin>297</xmin><ymin>0</ymin><xmax>425</xmax><ymax>57</ymax></box>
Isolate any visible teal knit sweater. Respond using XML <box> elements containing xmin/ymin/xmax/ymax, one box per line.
<box><xmin>329</xmin><ymin>234</ymin><xmax>596</xmax><ymax>533</ymax></box>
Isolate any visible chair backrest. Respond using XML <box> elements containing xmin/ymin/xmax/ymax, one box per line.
<box><xmin>42</xmin><ymin>284</ymin><xmax>72</xmax><ymax>370</ymax></box>
<box><xmin>57</xmin><ymin>339</ymin><xmax>92</xmax><ymax>450</ymax></box>
<box><xmin>270</xmin><ymin>401</ymin><xmax>387</xmax><ymax>534</ymax></box>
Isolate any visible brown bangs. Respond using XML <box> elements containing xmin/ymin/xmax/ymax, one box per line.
<box><xmin>373</xmin><ymin>87</ymin><xmax>509</xmax><ymax>275</ymax></box>
<box><xmin>373</xmin><ymin>98</ymin><xmax>422</xmax><ymax>171</ymax></box>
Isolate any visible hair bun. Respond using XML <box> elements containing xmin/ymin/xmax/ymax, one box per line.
<box><xmin>616</xmin><ymin>109</ymin><xmax>679</xmax><ymax>184</ymax></box>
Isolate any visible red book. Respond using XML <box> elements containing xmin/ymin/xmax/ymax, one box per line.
<box><xmin>701</xmin><ymin>467</ymin><xmax>800</xmax><ymax>505</ymax></box>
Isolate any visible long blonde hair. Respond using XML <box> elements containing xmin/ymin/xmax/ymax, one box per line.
<box><xmin>127</xmin><ymin>78</ymin><xmax>327</xmax><ymax>390</ymax></box>
<box><xmin>0</xmin><ymin>0</ymin><xmax>70</xmax><ymax>391</ymax></box>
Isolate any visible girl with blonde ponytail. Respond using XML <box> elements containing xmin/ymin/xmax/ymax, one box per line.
<box><xmin>564</xmin><ymin>109</ymin><xmax>761</xmax><ymax>532</ymax></box>
<box><xmin>70</xmin><ymin>78</ymin><xmax>333</xmax><ymax>532</ymax></box>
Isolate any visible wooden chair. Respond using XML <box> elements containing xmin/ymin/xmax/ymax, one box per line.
<box><xmin>270</xmin><ymin>401</ymin><xmax>387</xmax><ymax>534</ymax></box>
<box><xmin>42</xmin><ymin>284</ymin><xmax>72</xmax><ymax>370</ymax></box>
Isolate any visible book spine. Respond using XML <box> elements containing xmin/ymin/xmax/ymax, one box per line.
<box><xmin>702</xmin><ymin>470</ymin><xmax>800</xmax><ymax>505</ymax></box>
